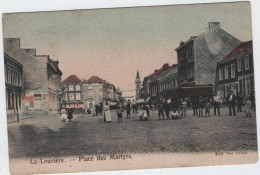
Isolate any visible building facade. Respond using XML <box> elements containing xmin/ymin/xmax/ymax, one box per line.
<box><xmin>62</xmin><ymin>75</ymin><xmax>83</xmax><ymax>112</ymax></box>
<box><xmin>4</xmin><ymin>38</ymin><xmax>63</xmax><ymax>115</ymax></box>
<box><xmin>4</xmin><ymin>53</ymin><xmax>23</xmax><ymax>118</ymax></box>
<box><xmin>216</xmin><ymin>41</ymin><xmax>254</xmax><ymax>99</ymax></box>
<box><xmin>158</xmin><ymin>64</ymin><xmax>178</xmax><ymax>101</ymax></box>
<box><xmin>81</xmin><ymin>76</ymin><xmax>117</xmax><ymax>109</ymax></box>
<box><xmin>175</xmin><ymin>22</ymin><xmax>241</xmax><ymax>87</ymax></box>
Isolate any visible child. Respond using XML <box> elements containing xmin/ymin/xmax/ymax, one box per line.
<box><xmin>245</xmin><ymin>96</ymin><xmax>252</xmax><ymax>117</ymax></box>
<box><xmin>60</xmin><ymin>109</ymin><xmax>67</xmax><ymax>123</ymax></box>
<box><xmin>181</xmin><ymin>99</ymin><xmax>187</xmax><ymax>118</ymax></box>
<box><xmin>205</xmin><ymin>99</ymin><xmax>211</xmax><ymax>117</ymax></box>
<box><xmin>117</xmin><ymin>105</ymin><xmax>123</xmax><ymax>123</ymax></box>
<box><xmin>143</xmin><ymin>110</ymin><xmax>148</xmax><ymax>121</ymax></box>
<box><xmin>138</xmin><ymin>105</ymin><xmax>144</xmax><ymax>121</ymax></box>
<box><xmin>171</xmin><ymin>109</ymin><xmax>180</xmax><ymax>120</ymax></box>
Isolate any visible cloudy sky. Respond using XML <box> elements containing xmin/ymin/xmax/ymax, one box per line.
<box><xmin>2</xmin><ymin>2</ymin><xmax>252</xmax><ymax>97</ymax></box>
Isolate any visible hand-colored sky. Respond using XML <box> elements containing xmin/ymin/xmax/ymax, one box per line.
<box><xmin>2</xmin><ymin>2</ymin><xmax>252</xmax><ymax>97</ymax></box>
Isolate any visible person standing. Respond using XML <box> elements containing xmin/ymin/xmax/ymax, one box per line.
<box><xmin>237</xmin><ymin>92</ymin><xmax>243</xmax><ymax>112</ymax></box>
<box><xmin>245</xmin><ymin>96</ymin><xmax>252</xmax><ymax>117</ymax></box>
<box><xmin>213</xmin><ymin>93</ymin><xmax>221</xmax><ymax>116</ymax></box>
<box><xmin>192</xmin><ymin>98</ymin><xmax>198</xmax><ymax>116</ymax></box>
<box><xmin>250</xmin><ymin>90</ymin><xmax>255</xmax><ymax>111</ymax></box>
<box><xmin>67</xmin><ymin>108</ymin><xmax>73</xmax><ymax>122</ymax></box>
<box><xmin>104</xmin><ymin>101</ymin><xmax>111</xmax><ymax>123</ymax></box>
<box><xmin>164</xmin><ymin>100</ymin><xmax>170</xmax><ymax>120</ymax></box>
<box><xmin>143</xmin><ymin>103</ymin><xmax>150</xmax><ymax>118</ymax></box>
<box><xmin>117</xmin><ymin>104</ymin><xmax>123</xmax><ymax>123</ymax></box>
<box><xmin>100</xmin><ymin>102</ymin><xmax>103</xmax><ymax>115</ymax></box>
<box><xmin>132</xmin><ymin>100</ymin><xmax>137</xmax><ymax>113</ymax></box>
<box><xmin>126</xmin><ymin>100</ymin><xmax>131</xmax><ymax>119</ymax></box>
<box><xmin>228</xmin><ymin>91</ymin><xmax>236</xmax><ymax>116</ymax></box>
<box><xmin>181</xmin><ymin>98</ymin><xmax>187</xmax><ymax>118</ymax></box>
<box><xmin>157</xmin><ymin>101</ymin><xmax>164</xmax><ymax>120</ymax></box>
<box><xmin>205</xmin><ymin>99</ymin><xmax>211</xmax><ymax>117</ymax></box>
<box><xmin>198</xmin><ymin>96</ymin><xmax>204</xmax><ymax>117</ymax></box>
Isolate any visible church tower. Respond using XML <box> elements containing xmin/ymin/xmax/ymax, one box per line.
<box><xmin>135</xmin><ymin>70</ymin><xmax>141</xmax><ymax>101</ymax></box>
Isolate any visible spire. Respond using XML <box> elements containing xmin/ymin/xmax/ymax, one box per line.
<box><xmin>135</xmin><ymin>70</ymin><xmax>140</xmax><ymax>83</ymax></box>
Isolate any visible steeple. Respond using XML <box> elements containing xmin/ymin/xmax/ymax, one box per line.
<box><xmin>135</xmin><ymin>70</ymin><xmax>141</xmax><ymax>83</ymax></box>
<box><xmin>135</xmin><ymin>70</ymin><xmax>141</xmax><ymax>100</ymax></box>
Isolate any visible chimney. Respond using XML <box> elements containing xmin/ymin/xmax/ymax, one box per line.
<box><xmin>208</xmin><ymin>22</ymin><xmax>220</xmax><ymax>28</ymax></box>
<box><xmin>163</xmin><ymin>63</ymin><xmax>169</xmax><ymax>68</ymax></box>
<box><xmin>3</xmin><ymin>38</ymin><xmax>21</xmax><ymax>52</ymax></box>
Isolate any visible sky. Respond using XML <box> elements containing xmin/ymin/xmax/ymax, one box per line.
<box><xmin>2</xmin><ymin>2</ymin><xmax>252</xmax><ymax>97</ymax></box>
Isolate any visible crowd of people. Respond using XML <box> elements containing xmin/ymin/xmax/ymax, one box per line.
<box><xmin>60</xmin><ymin>90</ymin><xmax>255</xmax><ymax>123</ymax></box>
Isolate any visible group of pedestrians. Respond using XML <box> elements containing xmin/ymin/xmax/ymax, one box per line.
<box><xmin>60</xmin><ymin>90</ymin><xmax>255</xmax><ymax>123</ymax></box>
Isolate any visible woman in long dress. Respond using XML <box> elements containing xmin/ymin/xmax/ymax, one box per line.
<box><xmin>104</xmin><ymin>102</ymin><xmax>111</xmax><ymax>123</ymax></box>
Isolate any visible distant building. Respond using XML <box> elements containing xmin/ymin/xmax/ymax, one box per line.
<box><xmin>216</xmin><ymin>40</ymin><xmax>254</xmax><ymax>98</ymax></box>
<box><xmin>4</xmin><ymin>53</ymin><xmax>23</xmax><ymax>118</ymax></box>
<box><xmin>62</xmin><ymin>75</ymin><xmax>83</xmax><ymax>112</ymax></box>
<box><xmin>149</xmin><ymin>63</ymin><xmax>173</xmax><ymax>104</ymax></box>
<box><xmin>81</xmin><ymin>76</ymin><xmax>117</xmax><ymax>109</ymax></box>
<box><xmin>158</xmin><ymin>64</ymin><xmax>178</xmax><ymax>101</ymax></box>
<box><xmin>135</xmin><ymin>70</ymin><xmax>141</xmax><ymax>101</ymax></box>
<box><xmin>4</xmin><ymin>38</ymin><xmax>62</xmax><ymax>115</ymax></box>
<box><xmin>175</xmin><ymin>22</ymin><xmax>241</xmax><ymax>87</ymax></box>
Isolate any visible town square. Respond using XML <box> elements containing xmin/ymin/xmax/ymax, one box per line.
<box><xmin>1</xmin><ymin>1</ymin><xmax>258</xmax><ymax>174</ymax></box>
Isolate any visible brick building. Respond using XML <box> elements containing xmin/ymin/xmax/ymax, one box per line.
<box><xmin>62</xmin><ymin>75</ymin><xmax>83</xmax><ymax>112</ymax></box>
<box><xmin>216</xmin><ymin>40</ymin><xmax>254</xmax><ymax>98</ymax></box>
<box><xmin>4</xmin><ymin>53</ymin><xmax>23</xmax><ymax>118</ymax></box>
<box><xmin>81</xmin><ymin>76</ymin><xmax>116</xmax><ymax>109</ymax></box>
<box><xmin>175</xmin><ymin>22</ymin><xmax>241</xmax><ymax>87</ymax></box>
<box><xmin>4</xmin><ymin>38</ymin><xmax>62</xmax><ymax>115</ymax></box>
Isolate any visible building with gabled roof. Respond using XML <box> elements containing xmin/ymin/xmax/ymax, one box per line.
<box><xmin>62</xmin><ymin>74</ymin><xmax>83</xmax><ymax>112</ymax></box>
<box><xmin>216</xmin><ymin>40</ymin><xmax>254</xmax><ymax>98</ymax></box>
<box><xmin>175</xmin><ymin>22</ymin><xmax>241</xmax><ymax>87</ymax></box>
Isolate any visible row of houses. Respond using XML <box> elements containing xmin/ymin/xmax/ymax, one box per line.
<box><xmin>136</xmin><ymin>22</ymin><xmax>254</xmax><ymax>104</ymax></box>
<box><xmin>4</xmin><ymin>38</ymin><xmax>63</xmax><ymax>117</ymax></box>
<box><xmin>61</xmin><ymin>74</ymin><xmax>121</xmax><ymax>113</ymax></box>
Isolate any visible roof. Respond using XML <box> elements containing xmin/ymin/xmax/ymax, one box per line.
<box><xmin>82</xmin><ymin>76</ymin><xmax>104</xmax><ymax>84</ymax></box>
<box><xmin>62</xmin><ymin>75</ymin><xmax>81</xmax><ymax>84</ymax></box>
<box><xmin>175</xmin><ymin>36</ymin><xmax>198</xmax><ymax>51</ymax></box>
<box><xmin>222</xmin><ymin>40</ymin><xmax>253</xmax><ymax>61</ymax></box>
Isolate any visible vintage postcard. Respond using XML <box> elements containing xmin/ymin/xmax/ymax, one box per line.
<box><xmin>1</xmin><ymin>1</ymin><xmax>258</xmax><ymax>175</ymax></box>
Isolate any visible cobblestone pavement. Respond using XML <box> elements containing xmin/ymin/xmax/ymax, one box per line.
<box><xmin>7</xmin><ymin>107</ymin><xmax>257</xmax><ymax>158</ymax></box>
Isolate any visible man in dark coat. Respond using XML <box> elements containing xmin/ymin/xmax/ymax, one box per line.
<box><xmin>250</xmin><ymin>90</ymin><xmax>255</xmax><ymax>111</ymax></box>
<box><xmin>157</xmin><ymin>101</ymin><xmax>164</xmax><ymax>120</ymax></box>
<box><xmin>67</xmin><ymin>108</ymin><xmax>73</xmax><ymax>122</ymax></box>
<box><xmin>237</xmin><ymin>92</ymin><xmax>243</xmax><ymax>112</ymax></box>
<box><xmin>192</xmin><ymin>98</ymin><xmax>198</xmax><ymax>116</ymax></box>
<box><xmin>228</xmin><ymin>91</ymin><xmax>236</xmax><ymax>116</ymax></box>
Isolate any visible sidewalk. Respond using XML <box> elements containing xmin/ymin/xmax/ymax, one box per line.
<box><xmin>7</xmin><ymin>113</ymin><xmax>61</xmax><ymax>124</ymax></box>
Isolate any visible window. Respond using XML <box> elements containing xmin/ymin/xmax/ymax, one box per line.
<box><xmin>75</xmin><ymin>85</ymin><xmax>81</xmax><ymax>91</ymax></box>
<box><xmin>69</xmin><ymin>85</ymin><xmax>74</xmax><ymax>91</ymax></box>
<box><xmin>76</xmin><ymin>93</ymin><xmax>81</xmax><ymax>100</ymax></box>
<box><xmin>237</xmin><ymin>58</ymin><xmax>241</xmax><ymax>72</ymax></box>
<box><xmin>224</xmin><ymin>66</ymin><xmax>229</xmax><ymax>79</ymax></box>
<box><xmin>219</xmin><ymin>67</ymin><xmax>223</xmax><ymax>80</ymax></box>
<box><xmin>231</xmin><ymin>64</ymin><xmax>235</xmax><ymax>78</ymax></box>
<box><xmin>88</xmin><ymin>86</ymin><xmax>92</xmax><ymax>90</ymax></box>
<box><xmin>245</xmin><ymin>55</ymin><xmax>249</xmax><ymax>70</ymax></box>
<box><xmin>69</xmin><ymin>93</ymin><xmax>74</xmax><ymax>101</ymax></box>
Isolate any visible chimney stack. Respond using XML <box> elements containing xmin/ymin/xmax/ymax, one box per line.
<box><xmin>208</xmin><ymin>22</ymin><xmax>220</xmax><ymax>28</ymax></box>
